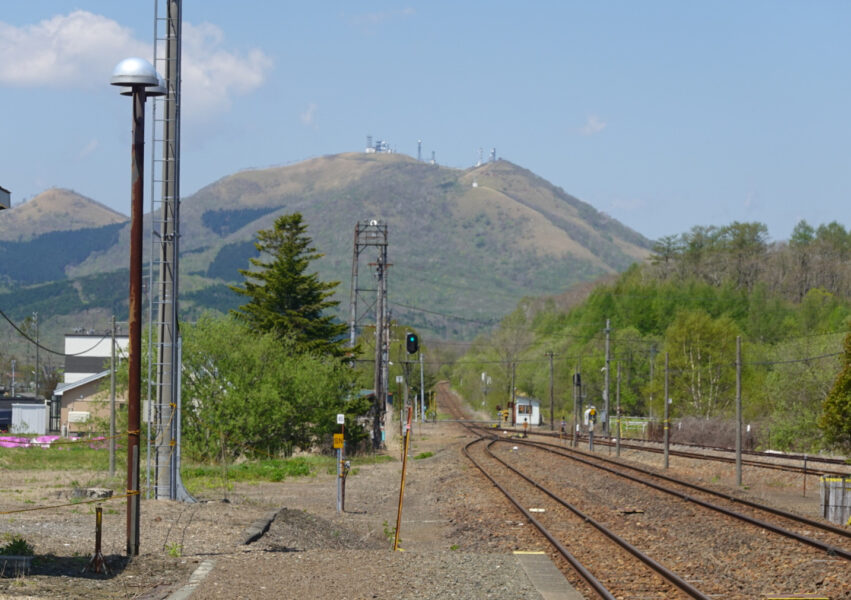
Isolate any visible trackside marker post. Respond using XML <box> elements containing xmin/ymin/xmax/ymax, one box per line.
<box><xmin>336</xmin><ymin>413</ymin><xmax>345</xmax><ymax>513</ymax></box>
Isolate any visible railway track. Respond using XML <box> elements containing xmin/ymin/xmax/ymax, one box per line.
<box><xmin>438</xmin><ymin>385</ymin><xmax>850</xmax><ymax>599</ymax></box>
<box><xmin>499</xmin><ymin>427</ymin><xmax>851</xmax><ymax>478</ymax></box>
<box><xmin>464</xmin><ymin>436</ymin><xmax>710</xmax><ymax>599</ymax></box>
<box><xmin>495</xmin><ymin>434</ymin><xmax>851</xmax><ymax>553</ymax></box>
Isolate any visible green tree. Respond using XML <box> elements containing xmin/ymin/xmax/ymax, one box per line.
<box><xmin>180</xmin><ymin>315</ymin><xmax>364</xmax><ymax>460</ymax></box>
<box><xmin>230</xmin><ymin>213</ymin><xmax>348</xmax><ymax>357</ymax></box>
<box><xmin>664</xmin><ymin>309</ymin><xmax>740</xmax><ymax>418</ymax></box>
<box><xmin>819</xmin><ymin>328</ymin><xmax>851</xmax><ymax>450</ymax></box>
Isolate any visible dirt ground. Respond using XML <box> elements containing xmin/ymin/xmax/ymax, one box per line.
<box><xmin>0</xmin><ymin>413</ymin><xmax>542</xmax><ymax>599</ymax></box>
<box><xmin>0</xmin><ymin>389</ymin><xmax>847</xmax><ymax>599</ymax></box>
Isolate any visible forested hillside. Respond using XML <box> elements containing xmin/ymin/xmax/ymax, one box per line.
<box><xmin>451</xmin><ymin>220</ymin><xmax>851</xmax><ymax>452</ymax></box>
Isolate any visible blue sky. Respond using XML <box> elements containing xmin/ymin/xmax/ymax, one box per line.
<box><xmin>1</xmin><ymin>1</ymin><xmax>848</xmax><ymax>242</ymax></box>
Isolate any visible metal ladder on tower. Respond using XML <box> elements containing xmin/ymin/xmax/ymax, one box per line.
<box><xmin>146</xmin><ymin>0</ymin><xmax>192</xmax><ymax>502</ymax></box>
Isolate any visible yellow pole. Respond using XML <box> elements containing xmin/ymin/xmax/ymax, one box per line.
<box><xmin>393</xmin><ymin>406</ymin><xmax>413</xmax><ymax>551</ymax></box>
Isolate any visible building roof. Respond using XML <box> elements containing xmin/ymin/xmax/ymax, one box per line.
<box><xmin>53</xmin><ymin>370</ymin><xmax>110</xmax><ymax>396</ymax></box>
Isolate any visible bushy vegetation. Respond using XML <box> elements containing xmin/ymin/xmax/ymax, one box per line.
<box><xmin>452</xmin><ymin>220</ymin><xmax>851</xmax><ymax>452</ymax></box>
<box><xmin>230</xmin><ymin>213</ymin><xmax>349</xmax><ymax>358</ymax></box>
<box><xmin>180</xmin><ymin>314</ymin><xmax>369</xmax><ymax>461</ymax></box>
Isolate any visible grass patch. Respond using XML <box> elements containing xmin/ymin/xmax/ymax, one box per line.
<box><xmin>0</xmin><ymin>534</ymin><xmax>34</xmax><ymax>556</ymax></box>
<box><xmin>0</xmin><ymin>443</ymin><xmax>121</xmax><ymax>471</ymax></box>
<box><xmin>182</xmin><ymin>456</ymin><xmax>320</xmax><ymax>484</ymax></box>
<box><xmin>413</xmin><ymin>452</ymin><xmax>434</xmax><ymax>460</ymax></box>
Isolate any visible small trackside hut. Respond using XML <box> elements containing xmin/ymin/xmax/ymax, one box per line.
<box><xmin>513</xmin><ymin>395</ymin><xmax>541</xmax><ymax>426</ymax></box>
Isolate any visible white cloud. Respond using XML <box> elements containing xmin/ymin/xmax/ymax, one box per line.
<box><xmin>0</xmin><ymin>11</ymin><xmax>147</xmax><ymax>87</ymax></box>
<box><xmin>180</xmin><ymin>21</ymin><xmax>273</xmax><ymax>116</ymax></box>
<box><xmin>300</xmin><ymin>102</ymin><xmax>318</xmax><ymax>127</ymax></box>
<box><xmin>580</xmin><ymin>115</ymin><xmax>607</xmax><ymax>136</ymax></box>
<box><xmin>0</xmin><ymin>11</ymin><xmax>272</xmax><ymax>117</ymax></box>
<box><xmin>77</xmin><ymin>139</ymin><xmax>99</xmax><ymax>159</ymax></box>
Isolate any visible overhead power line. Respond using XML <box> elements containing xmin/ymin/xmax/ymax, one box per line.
<box><xmin>388</xmin><ymin>301</ymin><xmax>499</xmax><ymax>326</ymax></box>
<box><xmin>0</xmin><ymin>306</ymin><xmax>111</xmax><ymax>357</ymax></box>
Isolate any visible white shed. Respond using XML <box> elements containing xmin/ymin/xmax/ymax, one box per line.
<box><xmin>12</xmin><ymin>403</ymin><xmax>48</xmax><ymax>435</ymax></box>
<box><xmin>514</xmin><ymin>396</ymin><xmax>541</xmax><ymax>426</ymax></box>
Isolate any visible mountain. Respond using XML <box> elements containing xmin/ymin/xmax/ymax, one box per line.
<box><xmin>0</xmin><ymin>188</ymin><xmax>127</xmax><ymax>242</ymax></box>
<box><xmin>0</xmin><ymin>153</ymin><xmax>651</xmax><ymax>350</ymax></box>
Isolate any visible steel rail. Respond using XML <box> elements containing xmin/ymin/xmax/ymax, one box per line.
<box><xmin>476</xmin><ymin>438</ymin><xmax>712</xmax><ymax>600</ymax></box>
<box><xmin>505</xmin><ymin>437</ymin><xmax>851</xmax><ymax>560</ymax></box>
<box><xmin>516</xmin><ymin>428</ymin><xmax>849</xmax><ymax>477</ymax></box>
<box><xmin>510</xmin><ymin>435</ymin><xmax>851</xmax><ymax>541</ymax></box>
<box><xmin>463</xmin><ymin>437</ymin><xmax>617</xmax><ymax>600</ymax></box>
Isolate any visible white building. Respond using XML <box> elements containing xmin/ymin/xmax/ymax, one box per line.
<box><xmin>63</xmin><ymin>331</ymin><xmax>128</xmax><ymax>384</ymax></box>
<box><xmin>51</xmin><ymin>331</ymin><xmax>129</xmax><ymax>434</ymax></box>
<box><xmin>514</xmin><ymin>395</ymin><xmax>541</xmax><ymax>426</ymax></box>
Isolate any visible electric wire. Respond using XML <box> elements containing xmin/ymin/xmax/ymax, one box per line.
<box><xmin>0</xmin><ymin>306</ymin><xmax>112</xmax><ymax>357</ymax></box>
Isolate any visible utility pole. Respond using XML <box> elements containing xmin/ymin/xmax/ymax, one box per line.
<box><xmin>546</xmin><ymin>351</ymin><xmax>554</xmax><ymax>430</ymax></box>
<box><xmin>33</xmin><ymin>312</ymin><xmax>39</xmax><ymax>399</ymax></box>
<box><xmin>110</xmin><ymin>315</ymin><xmax>117</xmax><ymax>478</ymax></box>
<box><xmin>603</xmin><ymin>319</ymin><xmax>610</xmax><ymax>436</ymax></box>
<box><xmin>664</xmin><ymin>352</ymin><xmax>670</xmax><ymax>470</ymax></box>
<box><xmin>572</xmin><ymin>367</ymin><xmax>581</xmax><ymax>447</ymax></box>
<box><xmin>648</xmin><ymin>344</ymin><xmax>656</xmax><ymax>422</ymax></box>
<box><xmin>510</xmin><ymin>362</ymin><xmax>516</xmax><ymax>426</ymax></box>
<box><xmin>419</xmin><ymin>351</ymin><xmax>425</xmax><ymax>423</ymax></box>
<box><xmin>736</xmin><ymin>336</ymin><xmax>742</xmax><ymax>486</ymax></box>
<box><xmin>373</xmin><ymin>252</ymin><xmax>386</xmax><ymax>449</ymax></box>
<box><xmin>616</xmin><ymin>362</ymin><xmax>621</xmax><ymax>457</ymax></box>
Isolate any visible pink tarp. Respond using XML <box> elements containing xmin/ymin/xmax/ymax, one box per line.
<box><xmin>0</xmin><ymin>435</ymin><xmax>104</xmax><ymax>449</ymax></box>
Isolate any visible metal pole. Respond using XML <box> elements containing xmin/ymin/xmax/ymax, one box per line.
<box><xmin>736</xmin><ymin>335</ymin><xmax>742</xmax><ymax>486</ymax></box>
<box><xmin>419</xmin><ymin>351</ymin><xmax>425</xmax><ymax>423</ymax></box>
<box><xmin>126</xmin><ymin>85</ymin><xmax>145</xmax><ymax>557</ymax></box>
<box><xmin>510</xmin><ymin>362</ymin><xmax>516</xmax><ymax>426</ymax></box>
<box><xmin>348</xmin><ymin>223</ymin><xmax>360</xmax><ymax>348</ymax></box>
<box><xmin>372</xmin><ymin>254</ymin><xmax>384</xmax><ymax>449</ymax></box>
<box><xmin>110</xmin><ymin>315</ymin><xmax>116</xmax><ymax>478</ymax></box>
<box><xmin>648</xmin><ymin>345</ymin><xmax>656</xmax><ymax>424</ymax></box>
<box><xmin>548</xmin><ymin>351</ymin><xmax>554</xmax><ymax>431</ymax></box>
<box><xmin>616</xmin><ymin>362</ymin><xmax>621</xmax><ymax>457</ymax></box>
<box><xmin>34</xmin><ymin>312</ymin><xmax>39</xmax><ymax>399</ymax></box>
<box><xmin>336</xmin><ymin>425</ymin><xmax>343</xmax><ymax>513</ymax></box>
<box><xmin>663</xmin><ymin>352</ymin><xmax>669</xmax><ymax>470</ymax></box>
<box><xmin>603</xmin><ymin>319</ymin><xmax>610</xmax><ymax>436</ymax></box>
<box><xmin>572</xmin><ymin>369</ymin><xmax>579</xmax><ymax>447</ymax></box>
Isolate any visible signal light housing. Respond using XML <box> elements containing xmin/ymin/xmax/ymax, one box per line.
<box><xmin>406</xmin><ymin>332</ymin><xmax>419</xmax><ymax>354</ymax></box>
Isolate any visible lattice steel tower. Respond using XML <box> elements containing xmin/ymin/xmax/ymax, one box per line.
<box><xmin>349</xmin><ymin>221</ymin><xmax>389</xmax><ymax>449</ymax></box>
<box><xmin>147</xmin><ymin>0</ymin><xmax>192</xmax><ymax>502</ymax></box>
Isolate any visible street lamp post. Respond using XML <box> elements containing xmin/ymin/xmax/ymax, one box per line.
<box><xmin>110</xmin><ymin>57</ymin><xmax>164</xmax><ymax>557</ymax></box>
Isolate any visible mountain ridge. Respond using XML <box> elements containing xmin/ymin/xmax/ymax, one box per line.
<box><xmin>0</xmin><ymin>188</ymin><xmax>128</xmax><ymax>242</ymax></box>
<box><xmin>0</xmin><ymin>153</ymin><xmax>651</xmax><ymax>348</ymax></box>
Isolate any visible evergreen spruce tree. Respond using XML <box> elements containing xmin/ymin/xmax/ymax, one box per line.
<box><xmin>230</xmin><ymin>213</ymin><xmax>348</xmax><ymax>357</ymax></box>
<box><xmin>819</xmin><ymin>328</ymin><xmax>851</xmax><ymax>450</ymax></box>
